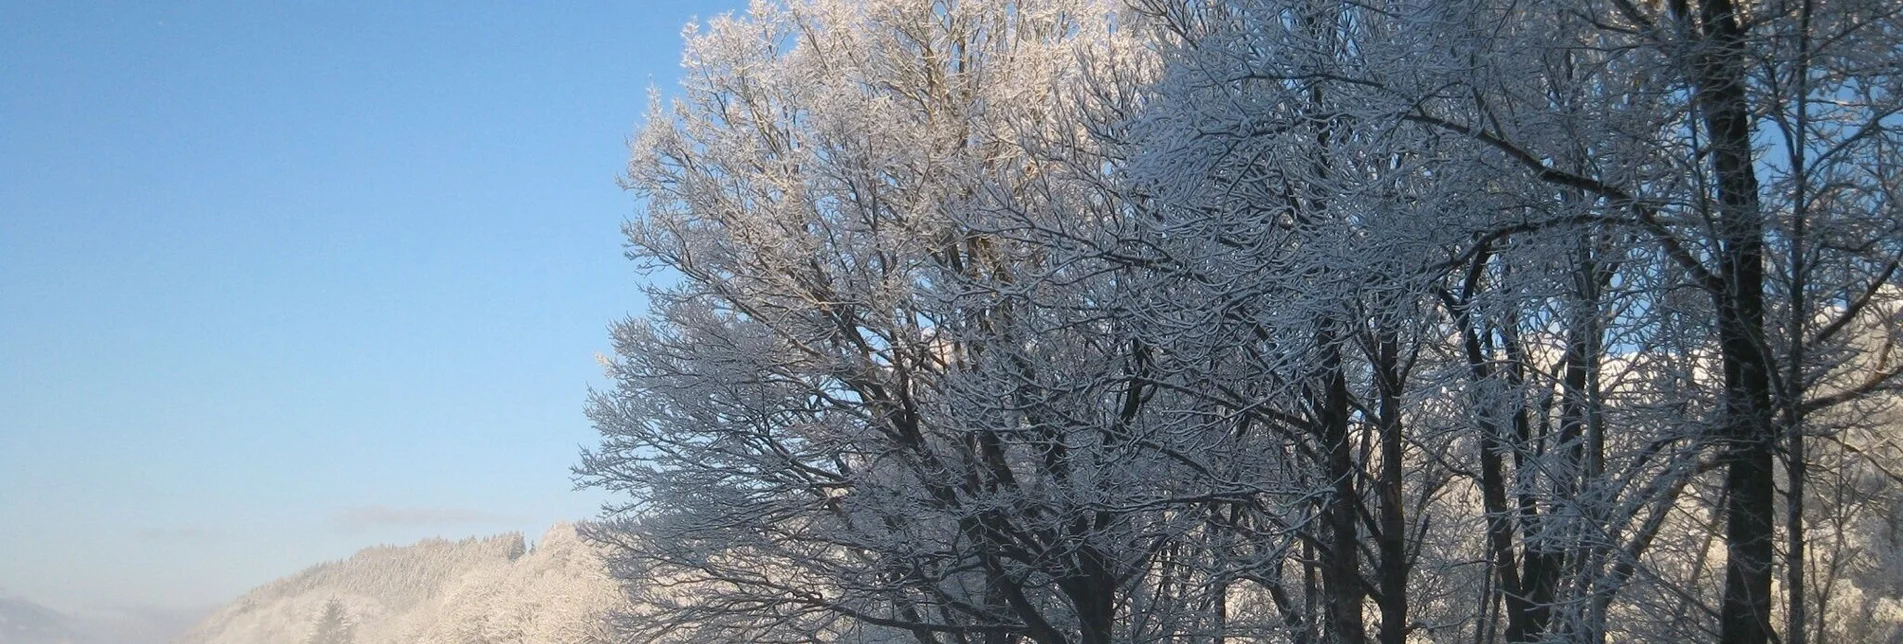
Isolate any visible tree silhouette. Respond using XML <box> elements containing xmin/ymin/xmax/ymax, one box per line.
<box><xmin>303</xmin><ymin>599</ymin><xmax>353</xmax><ymax>644</ymax></box>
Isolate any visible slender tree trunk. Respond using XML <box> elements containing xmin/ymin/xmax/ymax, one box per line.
<box><xmin>1549</xmin><ymin>229</ymin><xmax>1605</xmax><ymax>638</ymax></box>
<box><xmin>1318</xmin><ymin>328</ymin><xmax>1367</xmax><ymax>644</ymax></box>
<box><xmin>1507</xmin><ymin>324</ymin><xmax>1559</xmax><ymax>641</ymax></box>
<box><xmin>1446</xmin><ymin>248</ymin><xmax>1537</xmax><ymax>643</ymax></box>
<box><xmin>1374</xmin><ymin>332</ymin><xmax>1410</xmax><ymax>644</ymax></box>
<box><xmin>1683</xmin><ymin>1</ymin><xmax>1777</xmax><ymax>642</ymax></box>
<box><xmin>1784</xmin><ymin>4</ymin><xmax>1815</xmax><ymax>643</ymax></box>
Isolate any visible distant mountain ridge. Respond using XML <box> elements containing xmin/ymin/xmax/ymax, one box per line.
<box><xmin>177</xmin><ymin>524</ymin><xmax>623</xmax><ymax>644</ymax></box>
<box><xmin>0</xmin><ymin>596</ymin><xmax>91</xmax><ymax>644</ymax></box>
<box><xmin>0</xmin><ymin>595</ymin><xmax>212</xmax><ymax>644</ymax></box>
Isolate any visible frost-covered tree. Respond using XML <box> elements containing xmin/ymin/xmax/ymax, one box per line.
<box><xmin>585</xmin><ymin>0</ymin><xmax>1903</xmax><ymax>642</ymax></box>
<box><xmin>1122</xmin><ymin>0</ymin><xmax>1903</xmax><ymax>642</ymax></box>
<box><xmin>576</xmin><ymin>1</ymin><xmax>1212</xmax><ymax>642</ymax></box>
<box><xmin>304</xmin><ymin>599</ymin><xmax>354</xmax><ymax>644</ymax></box>
<box><xmin>1117</xmin><ymin>3</ymin><xmax>1467</xmax><ymax>640</ymax></box>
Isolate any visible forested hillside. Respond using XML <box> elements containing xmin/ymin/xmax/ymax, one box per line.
<box><xmin>176</xmin><ymin>524</ymin><xmax>622</xmax><ymax>644</ymax></box>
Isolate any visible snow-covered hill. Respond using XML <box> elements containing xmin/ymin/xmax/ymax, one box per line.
<box><xmin>176</xmin><ymin>524</ymin><xmax>623</xmax><ymax>644</ymax></box>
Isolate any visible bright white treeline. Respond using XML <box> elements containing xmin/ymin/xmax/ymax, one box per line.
<box><xmin>178</xmin><ymin>525</ymin><xmax>624</xmax><ymax>644</ymax></box>
<box><xmin>579</xmin><ymin>0</ymin><xmax>1903</xmax><ymax>643</ymax></box>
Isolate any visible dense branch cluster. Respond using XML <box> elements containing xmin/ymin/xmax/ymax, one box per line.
<box><xmin>577</xmin><ymin>0</ymin><xmax>1903</xmax><ymax>642</ymax></box>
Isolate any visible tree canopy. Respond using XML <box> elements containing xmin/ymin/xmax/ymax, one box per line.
<box><xmin>580</xmin><ymin>1</ymin><xmax>1903</xmax><ymax>642</ymax></box>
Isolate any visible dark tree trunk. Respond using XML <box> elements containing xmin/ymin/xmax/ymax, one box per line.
<box><xmin>1374</xmin><ymin>333</ymin><xmax>1410</xmax><ymax>644</ymax></box>
<box><xmin>1683</xmin><ymin>1</ymin><xmax>1776</xmax><ymax>642</ymax></box>
<box><xmin>1319</xmin><ymin>331</ymin><xmax>1367</xmax><ymax>644</ymax></box>
<box><xmin>1062</xmin><ymin>544</ymin><xmax>1117</xmax><ymax>644</ymax></box>
<box><xmin>1446</xmin><ymin>246</ymin><xmax>1538</xmax><ymax>644</ymax></box>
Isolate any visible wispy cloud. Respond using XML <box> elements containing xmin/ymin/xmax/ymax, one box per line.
<box><xmin>329</xmin><ymin>505</ymin><xmax>518</xmax><ymax>532</ymax></box>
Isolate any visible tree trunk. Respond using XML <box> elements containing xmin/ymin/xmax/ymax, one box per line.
<box><xmin>1319</xmin><ymin>329</ymin><xmax>1367</xmax><ymax>644</ymax></box>
<box><xmin>1062</xmin><ymin>544</ymin><xmax>1117</xmax><ymax>644</ymax></box>
<box><xmin>1374</xmin><ymin>332</ymin><xmax>1410</xmax><ymax>644</ymax></box>
<box><xmin>1684</xmin><ymin>1</ymin><xmax>1776</xmax><ymax>642</ymax></box>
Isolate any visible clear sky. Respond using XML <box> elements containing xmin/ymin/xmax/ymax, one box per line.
<box><xmin>1</xmin><ymin>0</ymin><xmax>746</xmax><ymax>618</ymax></box>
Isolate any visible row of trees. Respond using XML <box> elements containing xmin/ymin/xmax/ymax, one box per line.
<box><xmin>577</xmin><ymin>0</ymin><xmax>1903</xmax><ymax>642</ymax></box>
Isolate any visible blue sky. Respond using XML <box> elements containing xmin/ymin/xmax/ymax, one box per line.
<box><xmin>1</xmin><ymin>0</ymin><xmax>745</xmax><ymax>616</ymax></box>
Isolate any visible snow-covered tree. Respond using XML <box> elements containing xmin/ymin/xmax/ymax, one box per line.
<box><xmin>585</xmin><ymin>0</ymin><xmax>1903</xmax><ymax>642</ymax></box>
<box><xmin>304</xmin><ymin>599</ymin><xmax>354</xmax><ymax>644</ymax></box>
<box><xmin>578</xmin><ymin>1</ymin><xmax>1206</xmax><ymax>642</ymax></box>
<box><xmin>1122</xmin><ymin>0</ymin><xmax>1903</xmax><ymax>642</ymax></box>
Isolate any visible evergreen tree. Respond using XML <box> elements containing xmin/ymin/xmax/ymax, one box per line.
<box><xmin>303</xmin><ymin>599</ymin><xmax>353</xmax><ymax>644</ymax></box>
